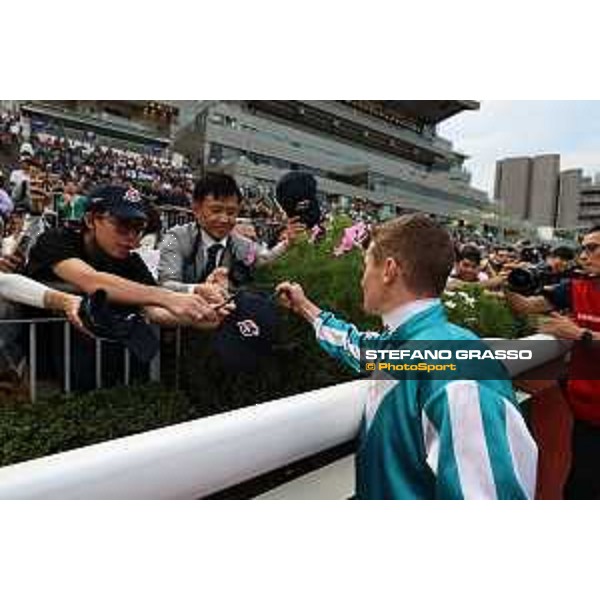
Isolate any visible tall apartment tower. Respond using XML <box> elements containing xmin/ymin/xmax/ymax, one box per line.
<box><xmin>494</xmin><ymin>154</ymin><xmax>561</xmax><ymax>227</ymax></box>
<box><xmin>556</xmin><ymin>169</ymin><xmax>583</xmax><ymax>230</ymax></box>
<box><xmin>494</xmin><ymin>157</ymin><xmax>532</xmax><ymax>221</ymax></box>
<box><xmin>529</xmin><ymin>154</ymin><xmax>560</xmax><ymax>227</ymax></box>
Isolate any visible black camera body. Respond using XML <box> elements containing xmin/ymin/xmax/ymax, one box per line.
<box><xmin>507</xmin><ymin>263</ymin><xmax>574</xmax><ymax>296</ymax></box>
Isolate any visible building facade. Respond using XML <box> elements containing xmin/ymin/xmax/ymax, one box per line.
<box><xmin>494</xmin><ymin>157</ymin><xmax>532</xmax><ymax>222</ymax></box>
<box><xmin>18</xmin><ymin>101</ymin><xmax>180</xmax><ymax>154</ymax></box>
<box><xmin>496</xmin><ymin>152</ymin><xmax>600</xmax><ymax>230</ymax></box>
<box><xmin>578</xmin><ymin>178</ymin><xmax>600</xmax><ymax>226</ymax></box>
<box><xmin>530</xmin><ymin>155</ymin><xmax>560</xmax><ymax>227</ymax></box>
<box><xmin>556</xmin><ymin>169</ymin><xmax>583</xmax><ymax>230</ymax></box>
<box><xmin>174</xmin><ymin>101</ymin><xmax>491</xmax><ymax>221</ymax></box>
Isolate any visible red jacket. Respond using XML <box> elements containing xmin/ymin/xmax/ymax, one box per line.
<box><xmin>566</xmin><ymin>277</ymin><xmax>600</xmax><ymax>424</ymax></box>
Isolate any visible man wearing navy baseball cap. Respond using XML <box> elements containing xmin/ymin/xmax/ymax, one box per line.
<box><xmin>87</xmin><ymin>184</ymin><xmax>149</xmax><ymax>223</ymax></box>
<box><xmin>26</xmin><ymin>184</ymin><xmax>229</xmax><ymax>326</ymax></box>
<box><xmin>25</xmin><ymin>184</ymin><xmax>232</xmax><ymax>390</ymax></box>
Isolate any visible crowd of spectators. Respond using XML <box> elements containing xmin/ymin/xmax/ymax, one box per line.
<box><xmin>1</xmin><ymin>109</ymin><xmax>195</xmax><ymax>219</ymax></box>
<box><xmin>0</xmin><ymin>149</ymin><xmax>303</xmax><ymax>392</ymax></box>
<box><xmin>0</xmin><ymin>111</ymin><xmax>22</xmax><ymax>149</ymax></box>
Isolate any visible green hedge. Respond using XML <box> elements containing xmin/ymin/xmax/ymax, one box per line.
<box><xmin>0</xmin><ymin>384</ymin><xmax>192</xmax><ymax>468</ymax></box>
<box><xmin>442</xmin><ymin>286</ymin><xmax>534</xmax><ymax>339</ymax></box>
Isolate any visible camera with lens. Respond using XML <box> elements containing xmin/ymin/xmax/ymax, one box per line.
<box><xmin>507</xmin><ymin>264</ymin><xmax>553</xmax><ymax>296</ymax></box>
<box><xmin>507</xmin><ymin>262</ymin><xmax>577</xmax><ymax>296</ymax></box>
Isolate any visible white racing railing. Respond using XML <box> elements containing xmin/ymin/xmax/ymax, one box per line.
<box><xmin>0</xmin><ymin>335</ymin><xmax>570</xmax><ymax>499</ymax></box>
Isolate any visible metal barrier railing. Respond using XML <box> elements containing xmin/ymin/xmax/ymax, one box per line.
<box><xmin>158</xmin><ymin>207</ymin><xmax>195</xmax><ymax>230</ymax></box>
<box><xmin>0</xmin><ymin>317</ymin><xmax>162</xmax><ymax>401</ymax></box>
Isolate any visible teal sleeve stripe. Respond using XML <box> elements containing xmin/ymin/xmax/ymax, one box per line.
<box><xmin>314</xmin><ymin>311</ymin><xmax>380</xmax><ymax>373</ymax></box>
<box><xmin>479</xmin><ymin>393</ymin><xmax>537</xmax><ymax>499</ymax></box>
<box><xmin>422</xmin><ymin>388</ymin><xmax>464</xmax><ymax>499</ymax></box>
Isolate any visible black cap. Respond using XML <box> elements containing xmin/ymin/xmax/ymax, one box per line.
<box><xmin>87</xmin><ymin>185</ymin><xmax>148</xmax><ymax>221</ymax></box>
<box><xmin>78</xmin><ymin>290</ymin><xmax>159</xmax><ymax>363</ymax></box>
<box><xmin>213</xmin><ymin>291</ymin><xmax>278</xmax><ymax>372</ymax></box>
<box><xmin>275</xmin><ymin>171</ymin><xmax>321</xmax><ymax>228</ymax></box>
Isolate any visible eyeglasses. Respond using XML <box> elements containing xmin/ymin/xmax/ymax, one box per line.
<box><xmin>102</xmin><ymin>216</ymin><xmax>147</xmax><ymax>237</ymax></box>
<box><xmin>580</xmin><ymin>243</ymin><xmax>600</xmax><ymax>255</ymax></box>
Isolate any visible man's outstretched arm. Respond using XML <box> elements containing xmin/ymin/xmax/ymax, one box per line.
<box><xmin>276</xmin><ymin>281</ymin><xmax>381</xmax><ymax>373</ymax></box>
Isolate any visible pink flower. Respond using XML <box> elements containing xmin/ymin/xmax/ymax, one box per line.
<box><xmin>243</xmin><ymin>246</ymin><xmax>257</xmax><ymax>266</ymax></box>
<box><xmin>333</xmin><ymin>222</ymin><xmax>367</xmax><ymax>257</ymax></box>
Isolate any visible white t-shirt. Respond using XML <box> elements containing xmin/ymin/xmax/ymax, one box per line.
<box><xmin>9</xmin><ymin>169</ymin><xmax>29</xmax><ymax>192</ymax></box>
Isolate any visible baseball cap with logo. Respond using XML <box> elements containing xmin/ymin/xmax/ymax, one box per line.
<box><xmin>78</xmin><ymin>289</ymin><xmax>159</xmax><ymax>363</ymax></box>
<box><xmin>87</xmin><ymin>185</ymin><xmax>148</xmax><ymax>220</ymax></box>
<box><xmin>213</xmin><ymin>290</ymin><xmax>279</xmax><ymax>372</ymax></box>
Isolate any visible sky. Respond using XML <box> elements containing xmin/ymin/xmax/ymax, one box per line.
<box><xmin>438</xmin><ymin>101</ymin><xmax>600</xmax><ymax>197</ymax></box>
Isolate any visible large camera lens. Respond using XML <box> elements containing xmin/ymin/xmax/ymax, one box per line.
<box><xmin>507</xmin><ymin>267</ymin><xmax>541</xmax><ymax>296</ymax></box>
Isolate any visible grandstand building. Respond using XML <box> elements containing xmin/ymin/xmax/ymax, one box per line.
<box><xmin>19</xmin><ymin>101</ymin><xmax>179</xmax><ymax>154</ymax></box>
<box><xmin>173</xmin><ymin>101</ymin><xmax>491</xmax><ymax>221</ymax></box>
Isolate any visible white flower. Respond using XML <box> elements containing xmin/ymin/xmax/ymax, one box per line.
<box><xmin>444</xmin><ymin>301</ymin><xmax>457</xmax><ymax>310</ymax></box>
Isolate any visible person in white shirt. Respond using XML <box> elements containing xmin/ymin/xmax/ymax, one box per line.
<box><xmin>447</xmin><ymin>244</ymin><xmax>506</xmax><ymax>291</ymax></box>
<box><xmin>0</xmin><ymin>273</ymin><xmax>82</xmax><ymax>327</ymax></box>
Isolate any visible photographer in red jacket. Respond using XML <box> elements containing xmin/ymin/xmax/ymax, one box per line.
<box><xmin>507</xmin><ymin>226</ymin><xmax>600</xmax><ymax>499</ymax></box>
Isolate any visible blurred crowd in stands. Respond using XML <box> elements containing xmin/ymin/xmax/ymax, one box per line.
<box><xmin>0</xmin><ymin>112</ymin><xmax>306</xmax><ymax>394</ymax></box>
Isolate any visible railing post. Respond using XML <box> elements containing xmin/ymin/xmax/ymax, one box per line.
<box><xmin>124</xmin><ymin>348</ymin><xmax>131</xmax><ymax>386</ymax></box>
<box><xmin>63</xmin><ymin>321</ymin><xmax>71</xmax><ymax>394</ymax></box>
<box><xmin>95</xmin><ymin>338</ymin><xmax>102</xmax><ymax>389</ymax></box>
<box><xmin>149</xmin><ymin>326</ymin><xmax>161</xmax><ymax>383</ymax></box>
<box><xmin>175</xmin><ymin>326</ymin><xmax>181</xmax><ymax>391</ymax></box>
<box><xmin>29</xmin><ymin>322</ymin><xmax>37</xmax><ymax>403</ymax></box>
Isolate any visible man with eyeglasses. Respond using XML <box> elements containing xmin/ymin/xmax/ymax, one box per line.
<box><xmin>507</xmin><ymin>225</ymin><xmax>600</xmax><ymax>499</ymax></box>
<box><xmin>158</xmin><ymin>173</ymin><xmax>304</xmax><ymax>294</ymax></box>
<box><xmin>26</xmin><ymin>185</ymin><xmax>227</xmax><ymax>327</ymax></box>
<box><xmin>23</xmin><ymin>185</ymin><xmax>232</xmax><ymax>390</ymax></box>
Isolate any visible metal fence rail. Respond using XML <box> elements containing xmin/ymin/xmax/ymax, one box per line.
<box><xmin>0</xmin><ymin>317</ymin><xmax>162</xmax><ymax>401</ymax></box>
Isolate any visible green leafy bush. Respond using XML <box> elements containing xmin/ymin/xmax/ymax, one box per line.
<box><xmin>442</xmin><ymin>286</ymin><xmax>534</xmax><ymax>339</ymax></box>
<box><xmin>0</xmin><ymin>385</ymin><xmax>192</xmax><ymax>468</ymax></box>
